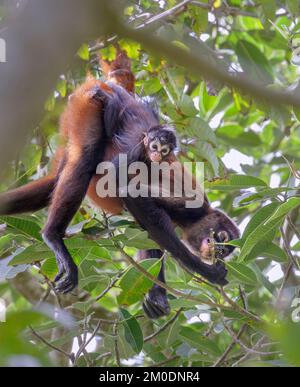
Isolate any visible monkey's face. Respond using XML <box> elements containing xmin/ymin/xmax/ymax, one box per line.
<box><xmin>183</xmin><ymin>211</ymin><xmax>240</xmax><ymax>265</ymax></box>
<box><xmin>198</xmin><ymin>231</ymin><xmax>231</xmax><ymax>264</ymax></box>
<box><xmin>144</xmin><ymin>126</ymin><xmax>177</xmax><ymax>162</ymax></box>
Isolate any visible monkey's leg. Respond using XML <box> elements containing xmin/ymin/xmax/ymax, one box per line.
<box><xmin>137</xmin><ymin>249</ymin><xmax>170</xmax><ymax>319</ymax></box>
<box><xmin>42</xmin><ymin>148</ymin><xmax>102</xmax><ymax>294</ymax></box>
<box><xmin>0</xmin><ymin>176</ymin><xmax>56</xmax><ymax>215</ymax></box>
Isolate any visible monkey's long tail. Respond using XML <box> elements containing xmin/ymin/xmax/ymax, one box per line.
<box><xmin>0</xmin><ymin>176</ymin><xmax>56</xmax><ymax>215</ymax></box>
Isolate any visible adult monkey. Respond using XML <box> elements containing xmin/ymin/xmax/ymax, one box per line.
<box><xmin>0</xmin><ymin>50</ymin><xmax>239</xmax><ymax>318</ymax></box>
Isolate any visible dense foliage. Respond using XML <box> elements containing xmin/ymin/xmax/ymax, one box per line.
<box><xmin>1</xmin><ymin>0</ymin><xmax>300</xmax><ymax>367</ymax></box>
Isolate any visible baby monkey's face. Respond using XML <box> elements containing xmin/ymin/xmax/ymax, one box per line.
<box><xmin>144</xmin><ymin>126</ymin><xmax>177</xmax><ymax>162</ymax></box>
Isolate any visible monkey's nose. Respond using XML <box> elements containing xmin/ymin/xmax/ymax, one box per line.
<box><xmin>150</xmin><ymin>152</ymin><xmax>162</xmax><ymax>162</ymax></box>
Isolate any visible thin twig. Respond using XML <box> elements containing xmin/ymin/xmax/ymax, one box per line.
<box><xmin>280</xmin><ymin>226</ymin><xmax>300</xmax><ymax>270</ymax></box>
<box><xmin>113</xmin><ymin>320</ymin><xmax>121</xmax><ymax>367</ymax></box>
<box><xmin>29</xmin><ymin>325</ymin><xmax>71</xmax><ymax>360</ymax></box>
<box><xmin>275</xmin><ymin>262</ymin><xmax>293</xmax><ymax>308</ymax></box>
<box><xmin>96</xmin><ymin>270</ymin><xmax>125</xmax><ymax>301</ymax></box>
<box><xmin>137</xmin><ymin>0</ymin><xmax>193</xmax><ymax>28</ymax></box>
<box><xmin>213</xmin><ymin>286</ymin><xmax>249</xmax><ymax>367</ymax></box>
<box><xmin>222</xmin><ymin>322</ymin><xmax>281</xmax><ymax>356</ymax></box>
<box><xmin>144</xmin><ymin>308</ymin><xmax>183</xmax><ymax>343</ymax></box>
<box><xmin>287</xmin><ymin>215</ymin><xmax>300</xmax><ymax>241</ymax></box>
<box><xmin>74</xmin><ymin>320</ymin><xmax>102</xmax><ymax>364</ymax></box>
<box><xmin>212</xmin><ymin>324</ymin><xmax>247</xmax><ymax>367</ymax></box>
<box><xmin>232</xmin><ymin>336</ymin><xmax>266</xmax><ymax>367</ymax></box>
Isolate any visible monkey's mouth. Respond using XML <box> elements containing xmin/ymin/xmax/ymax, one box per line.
<box><xmin>150</xmin><ymin>151</ymin><xmax>162</xmax><ymax>162</ymax></box>
<box><xmin>182</xmin><ymin>239</ymin><xmax>227</xmax><ymax>266</ymax></box>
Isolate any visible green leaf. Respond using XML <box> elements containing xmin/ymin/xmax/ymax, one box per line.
<box><xmin>227</xmin><ymin>262</ymin><xmax>258</xmax><ymax>285</ymax></box>
<box><xmin>179</xmin><ymin>326</ymin><xmax>221</xmax><ymax>356</ymax></box>
<box><xmin>21</xmin><ymin>144</ymin><xmax>42</xmax><ymax>172</ymax></box>
<box><xmin>206</xmin><ymin>175</ymin><xmax>267</xmax><ymax>191</ymax></box>
<box><xmin>57</xmin><ymin>78</ymin><xmax>67</xmax><ymax>98</ymax></box>
<box><xmin>100</xmin><ymin>45</ymin><xmax>117</xmax><ymax>61</ymax></box>
<box><xmin>245</xmin><ymin>242</ymin><xmax>288</xmax><ymax>263</ymax></box>
<box><xmin>261</xmin><ymin>1</ymin><xmax>277</xmax><ymax>21</ymax></box>
<box><xmin>267</xmin><ymin>197</ymin><xmax>300</xmax><ymax>223</ymax></box>
<box><xmin>198</xmin><ymin>82</ymin><xmax>219</xmax><ymax>115</ymax></box>
<box><xmin>194</xmin><ymin>141</ymin><xmax>219</xmax><ymax>175</ymax></box>
<box><xmin>120</xmin><ymin>309</ymin><xmax>143</xmax><ymax>354</ymax></box>
<box><xmin>238</xmin><ymin>199</ymin><xmax>299</xmax><ymax>262</ymax></box>
<box><xmin>234</xmin><ymin>187</ymin><xmax>295</xmax><ymax>206</ymax></box>
<box><xmin>77</xmin><ymin>43</ymin><xmax>90</xmax><ymax>61</ymax></box>
<box><xmin>143</xmin><ymin>78</ymin><xmax>162</xmax><ymax>95</ymax></box>
<box><xmin>190</xmin><ymin>7</ymin><xmax>208</xmax><ymax>34</ymax></box>
<box><xmin>123</xmin><ymin>229</ymin><xmax>158</xmax><ymax>250</ymax></box>
<box><xmin>9</xmin><ymin>244</ymin><xmax>53</xmax><ymax>265</ymax></box>
<box><xmin>242</xmin><ymin>202</ymin><xmax>279</xmax><ymax>241</ymax></box>
<box><xmin>236</xmin><ymin>15</ymin><xmax>263</xmax><ymax>31</ymax></box>
<box><xmin>238</xmin><ymin>218</ymin><xmax>282</xmax><ymax>262</ymax></box>
<box><xmin>40</xmin><ymin>257</ymin><xmax>57</xmax><ymax>280</ymax></box>
<box><xmin>189</xmin><ymin>117</ymin><xmax>217</xmax><ymax>146</ymax></box>
<box><xmin>179</xmin><ymin>94</ymin><xmax>198</xmax><ymax>117</ymax></box>
<box><xmin>217</xmin><ymin>126</ymin><xmax>261</xmax><ymax>147</ymax></box>
<box><xmin>118</xmin><ymin>259</ymin><xmax>162</xmax><ymax>306</ymax></box>
<box><xmin>0</xmin><ymin>234</ymin><xmax>13</xmax><ymax>251</ymax></box>
<box><xmin>262</xmin><ymin>243</ymin><xmax>288</xmax><ymax>262</ymax></box>
<box><xmin>0</xmin><ymin>216</ymin><xmax>42</xmax><ymax>241</ymax></box>
<box><xmin>45</xmin><ymin>94</ymin><xmax>55</xmax><ymax>111</ymax></box>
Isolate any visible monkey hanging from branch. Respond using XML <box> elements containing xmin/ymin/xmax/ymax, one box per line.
<box><xmin>0</xmin><ymin>49</ymin><xmax>239</xmax><ymax>319</ymax></box>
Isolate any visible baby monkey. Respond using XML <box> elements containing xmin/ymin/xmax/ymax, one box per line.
<box><xmin>143</xmin><ymin>125</ymin><xmax>177</xmax><ymax>162</ymax></box>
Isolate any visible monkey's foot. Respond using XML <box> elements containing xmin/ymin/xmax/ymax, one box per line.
<box><xmin>143</xmin><ymin>286</ymin><xmax>170</xmax><ymax>319</ymax></box>
<box><xmin>54</xmin><ymin>259</ymin><xmax>78</xmax><ymax>294</ymax></box>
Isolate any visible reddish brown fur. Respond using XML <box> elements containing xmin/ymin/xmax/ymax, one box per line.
<box><xmin>100</xmin><ymin>49</ymin><xmax>135</xmax><ymax>93</ymax></box>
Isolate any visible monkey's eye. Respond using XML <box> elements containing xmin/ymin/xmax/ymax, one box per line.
<box><xmin>217</xmin><ymin>231</ymin><xmax>229</xmax><ymax>243</ymax></box>
<box><xmin>150</xmin><ymin>141</ymin><xmax>159</xmax><ymax>151</ymax></box>
<box><xmin>161</xmin><ymin>146</ymin><xmax>170</xmax><ymax>156</ymax></box>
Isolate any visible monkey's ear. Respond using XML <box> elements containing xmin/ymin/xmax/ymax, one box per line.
<box><xmin>143</xmin><ymin>134</ymin><xmax>149</xmax><ymax>147</ymax></box>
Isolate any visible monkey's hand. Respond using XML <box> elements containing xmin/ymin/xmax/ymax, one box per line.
<box><xmin>197</xmin><ymin>260</ymin><xmax>228</xmax><ymax>286</ymax></box>
<box><xmin>54</xmin><ymin>256</ymin><xmax>78</xmax><ymax>294</ymax></box>
<box><xmin>143</xmin><ymin>285</ymin><xmax>170</xmax><ymax>319</ymax></box>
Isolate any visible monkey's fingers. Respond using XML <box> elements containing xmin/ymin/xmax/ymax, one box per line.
<box><xmin>143</xmin><ymin>300</ymin><xmax>161</xmax><ymax>319</ymax></box>
<box><xmin>208</xmin><ymin>261</ymin><xmax>228</xmax><ymax>286</ymax></box>
<box><xmin>54</xmin><ymin>258</ymin><xmax>65</xmax><ymax>282</ymax></box>
<box><xmin>143</xmin><ymin>292</ymin><xmax>170</xmax><ymax>319</ymax></box>
<box><xmin>197</xmin><ymin>258</ymin><xmax>228</xmax><ymax>286</ymax></box>
<box><xmin>54</xmin><ymin>262</ymin><xmax>78</xmax><ymax>294</ymax></box>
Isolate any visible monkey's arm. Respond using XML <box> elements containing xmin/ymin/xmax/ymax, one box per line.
<box><xmin>123</xmin><ymin>196</ymin><xmax>227</xmax><ymax>285</ymax></box>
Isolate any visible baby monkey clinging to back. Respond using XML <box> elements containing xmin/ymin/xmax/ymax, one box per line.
<box><xmin>143</xmin><ymin>125</ymin><xmax>177</xmax><ymax>162</ymax></box>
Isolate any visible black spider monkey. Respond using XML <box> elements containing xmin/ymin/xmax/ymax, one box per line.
<box><xmin>0</xmin><ymin>77</ymin><xmax>239</xmax><ymax>319</ymax></box>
